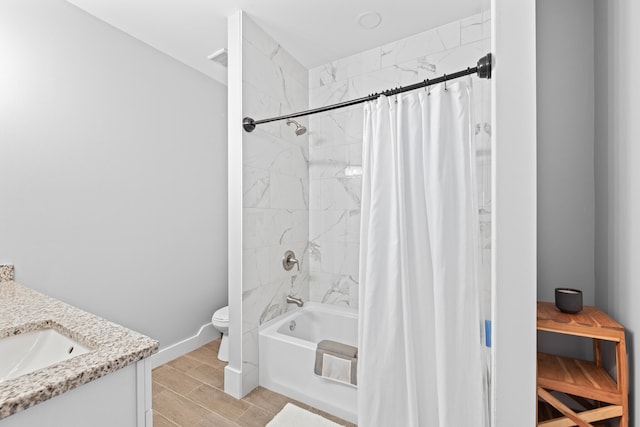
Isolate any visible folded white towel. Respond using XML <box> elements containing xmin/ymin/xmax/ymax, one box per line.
<box><xmin>321</xmin><ymin>353</ymin><xmax>352</xmax><ymax>384</ymax></box>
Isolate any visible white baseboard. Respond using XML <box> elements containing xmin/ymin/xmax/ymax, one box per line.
<box><xmin>224</xmin><ymin>365</ymin><xmax>243</xmax><ymax>399</ymax></box>
<box><xmin>242</xmin><ymin>364</ymin><xmax>259</xmax><ymax>397</ymax></box>
<box><xmin>149</xmin><ymin>323</ymin><xmax>221</xmax><ymax>369</ymax></box>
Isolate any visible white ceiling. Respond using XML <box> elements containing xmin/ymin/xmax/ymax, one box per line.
<box><xmin>66</xmin><ymin>0</ymin><xmax>483</xmax><ymax>86</ymax></box>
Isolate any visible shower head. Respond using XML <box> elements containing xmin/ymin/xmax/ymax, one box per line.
<box><xmin>286</xmin><ymin>119</ymin><xmax>307</xmax><ymax>136</ymax></box>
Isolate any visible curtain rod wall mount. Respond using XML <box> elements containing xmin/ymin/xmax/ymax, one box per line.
<box><xmin>242</xmin><ymin>117</ymin><xmax>257</xmax><ymax>133</ymax></box>
<box><xmin>477</xmin><ymin>52</ymin><xmax>492</xmax><ymax>79</ymax></box>
<box><xmin>243</xmin><ymin>53</ymin><xmax>493</xmax><ymax>133</ymax></box>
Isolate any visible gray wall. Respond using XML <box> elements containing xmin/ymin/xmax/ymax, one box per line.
<box><xmin>536</xmin><ymin>0</ymin><xmax>595</xmax><ymax>305</ymax></box>
<box><xmin>0</xmin><ymin>0</ymin><xmax>228</xmax><ymax>348</ymax></box>
<box><xmin>595</xmin><ymin>0</ymin><xmax>640</xmax><ymax>420</ymax></box>
<box><xmin>538</xmin><ymin>0</ymin><xmax>640</xmax><ymax>419</ymax></box>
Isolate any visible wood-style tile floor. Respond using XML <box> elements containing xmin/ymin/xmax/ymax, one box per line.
<box><xmin>152</xmin><ymin>339</ymin><xmax>356</xmax><ymax>427</ymax></box>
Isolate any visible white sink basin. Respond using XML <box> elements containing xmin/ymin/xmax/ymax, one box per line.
<box><xmin>0</xmin><ymin>329</ymin><xmax>90</xmax><ymax>383</ymax></box>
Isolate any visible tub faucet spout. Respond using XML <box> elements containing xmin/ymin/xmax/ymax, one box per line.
<box><xmin>286</xmin><ymin>295</ymin><xmax>304</xmax><ymax>307</ymax></box>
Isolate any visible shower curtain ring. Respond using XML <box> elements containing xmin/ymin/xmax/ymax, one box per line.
<box><xmin>444</xmin><ymin>74</ymin><xmax>448</xmax><ymax>91</ymax></box>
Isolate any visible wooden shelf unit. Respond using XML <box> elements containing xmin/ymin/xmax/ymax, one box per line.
<box><xmin>536</xmin><ymin>302</ymin><xmax>628</xmax><ymax>427</ymax></box>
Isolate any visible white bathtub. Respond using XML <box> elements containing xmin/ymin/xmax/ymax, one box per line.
<box><xmin>259</xmin><ymin>302</ymin><xmax>358</xmax><ymax>424</ymax></box>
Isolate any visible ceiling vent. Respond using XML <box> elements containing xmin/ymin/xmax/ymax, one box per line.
<box><xmin>208</xmin><ymin>48</ymin><xmax>228</xmax><ymax>67</ymax></box>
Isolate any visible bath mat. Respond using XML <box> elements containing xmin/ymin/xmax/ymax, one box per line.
<box><xmin>266</xmin><ymin>403</ymin><xmax>345</xmax><ymax>427</ymax></box>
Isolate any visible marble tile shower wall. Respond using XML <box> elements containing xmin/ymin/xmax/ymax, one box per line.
<box><xmin>241</xmin><ymin>15</ymin><xmax>309</xmax><ymax>379</ymax></box>
<box><xmin>307</xmin><ymin>12</ymin><xmax>492</xmax><ymax>309</ymax></box>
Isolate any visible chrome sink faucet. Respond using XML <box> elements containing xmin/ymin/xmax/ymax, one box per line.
<box><xmin>286</xmin><ymin>295</ymin><xmax>304</xmax><ymax>307</ymax></box>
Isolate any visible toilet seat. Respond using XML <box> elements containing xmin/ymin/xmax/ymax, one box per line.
<box><xmin>213</xmin><ymin>306</ymin><xmax>229</xmax><ymax>323</ymax></box>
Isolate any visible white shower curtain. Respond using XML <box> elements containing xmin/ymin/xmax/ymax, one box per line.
<box><xmin>358</xmin><ymin>79</ymin><xmax>488</xmax><ymax>427</ymax></box>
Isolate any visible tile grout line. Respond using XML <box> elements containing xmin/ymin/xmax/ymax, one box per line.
<box><xmin>153</xmin><ymin>376</ymin><xmax>204</xmax><ymax>398</ymax></box>
<box><xmin>179</xmin><ymin>363</ymin><xmax>226</xmax><ymax>390</ymax></box>
<box><xmin>160</xmin><ymin>384</ymin><xmax>251</xmax><ymax>426</ymax></box>
<box><xmin>153</xmin><ymin>410</ymin><xmax>181</xmax><ymax>427</ymax></box>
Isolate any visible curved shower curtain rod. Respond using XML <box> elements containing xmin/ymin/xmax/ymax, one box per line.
<box><xmin>243</xmin><ymin>53</ymin><xmax>493</xmax><ymax>133</ymax></box>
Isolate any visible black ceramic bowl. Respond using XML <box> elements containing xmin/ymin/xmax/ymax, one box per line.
<box><xmin>555</xmin><ymin>288</ymin><xmax>583</xmax><ymax>314</ymax></box>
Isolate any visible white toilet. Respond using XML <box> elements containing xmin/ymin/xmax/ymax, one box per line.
<box><xmin>212</xmin><ymin>306</ymin><xmax>229</xmax><ymax>362</ymax></box>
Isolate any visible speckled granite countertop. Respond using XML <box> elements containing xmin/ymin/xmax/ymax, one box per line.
<box><xmin>0</xmin><ymin>266</ymin><xmax>158</xmax><ymax>419</ymax></box>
